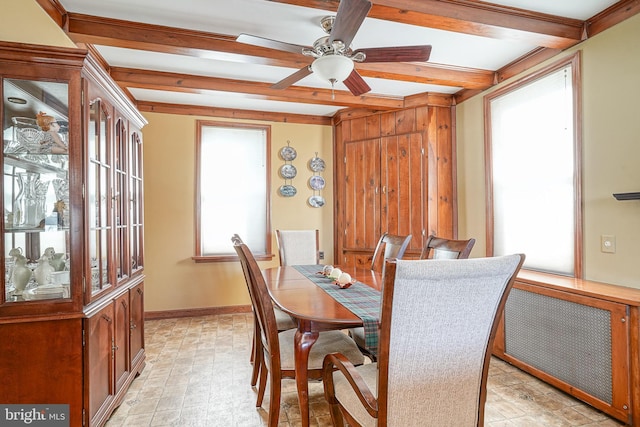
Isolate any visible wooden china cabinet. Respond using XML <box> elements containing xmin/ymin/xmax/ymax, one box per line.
<box><xmin>0</xmin><ymin>42</ymin><xmax>146</xmax><ymax>427</ymax></box>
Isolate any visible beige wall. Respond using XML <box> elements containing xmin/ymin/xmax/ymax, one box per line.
<box><xmin>142</xmin><ymin>112</ymin><xmax>334</xmax><ymax>311</ymax></box>
<box><xmin>457</xmin><ymin>13</ymin><xmax>640</xmax><ymax>288</ymax></box>
<box><xmin>0</xmin><ymin>0</ymin><xmax>75</xmax><ymax>47</ymax></box>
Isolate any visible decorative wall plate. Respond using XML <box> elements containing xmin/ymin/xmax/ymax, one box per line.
<box><xmin>280</xmin><ymin>145</ymin><xmax>297</xmax><ymax>161</ymax></box>
<box><xmin>309</xmin><ymin>156</ymin><xmax>326</xmax><ymax>172</ymax></box>
<box><xmin>279</xmin><ymin>164</ymin><xmax>297</xmax><ymax>179</ymax></box>
<box><xmin>309</xmin><ymin>175</ymin><xmax>326</xmax><ymax>190</ymax></box>
<box><xmin>308</xmin><ymin>195</ymin><xmax>325</xmax><ymax>208</ymax></box>
<box><xmin>278</xmin><ymin>184</ymin><xmax>297</xmax><ymax>197</ymax></box>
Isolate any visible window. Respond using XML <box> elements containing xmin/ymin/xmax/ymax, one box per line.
<box><xmin>195</xmin><ymin>121</ymin><xmax>271</xmax><ymax>261</ymax></box>
<box><xmin>485</xmin><ymin>53</ymin><xmax>582</xmax><ymax>277</ymax></box>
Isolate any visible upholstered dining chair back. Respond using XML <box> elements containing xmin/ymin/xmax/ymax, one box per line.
<box><xmin>420</xmin><ymin>235</ymin><xmax>476</xmax><ymax>260</ymax></box>
<box><xmin>323</xmin><ymin>254</ymin><xmax>525</xmax><ymax>427</ymax></box>
<box><xmin>276</xmin><ymin>229</ymin><xmax>319</xmax><ymax>265</ymax></box>
<box><xmin>370</xmin><ymin>232</ymin><xmax>412</xmax><ymax>275</ymax></box>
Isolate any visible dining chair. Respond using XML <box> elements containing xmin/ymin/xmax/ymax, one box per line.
<box><xmin>323</xmin><ymin>254</ymin><xmax>525</xmax><ymax>427</ymax></box>
<box><xmin>232</xmin><ymin>236</ymin><xmax>365</xmax><ymax>427</ymax></box>
<box><xmin>370</xmin><ymin>232</ymin><xmax>412</xmax><ymax>274</ymax></box>
<box><xmin>231</xmin><ymin>234</ymin><xmax>296</xmax><ymax>388</ymax></box>
<box><xmin>275</xmin><ymin>229</ymin><xmax>320</xmax><ymax>265</ymax></box>
<box><xmin>351</xmin><ymin>234</ymin><xmax>474</xmax><ymax>360</ymax></box>
<box><xmin>348</xmin><ymin>232</ymin><xmax>411</xmax><ymax>360</ymax></box>
<box><xmin>420</xmin><ymin>234</ymin><xmax>476</xmax><ymax>260</ymax></box>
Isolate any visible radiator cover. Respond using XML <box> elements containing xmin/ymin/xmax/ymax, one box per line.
<box><xmin>504</xmin><ymin>287</ymin><xmax>613</xmax><ymax>404</ymax></box>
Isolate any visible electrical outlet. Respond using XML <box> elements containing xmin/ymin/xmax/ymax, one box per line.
<box><xmin>601</xmin><ymin>235</ymin><xmax>616</xmax><ymax>253</ymax></box>
<box><xmin>318</xmin><ymin>251</ymin><xmax>324</xmax><ymax>260</ymax></box>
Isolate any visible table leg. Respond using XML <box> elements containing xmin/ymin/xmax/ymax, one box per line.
<box><xmin>294</xmin><ymin>325</ymin><xmax>319</xmax><ymax>427</ymax></box>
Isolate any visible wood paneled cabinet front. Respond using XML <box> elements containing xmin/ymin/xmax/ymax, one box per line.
<box><xmin>86</xmin><ymin>281</ymin><xmax>144</xmax><ymax>427</ymax></box>
<box><xmin>0</xmin><ymin>43</ymin><xmax>146</xmax><ymax>427</ymax></box>
<box><xmin>333</xmin><ymin>104</ymin><xmax>455</xmax><ymax>266</ymax></box>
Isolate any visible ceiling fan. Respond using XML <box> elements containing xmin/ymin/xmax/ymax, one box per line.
<box><xmin>236</xmin><ymin>0</ymin><xmax>432</xmax><ymax>97</ymax></box>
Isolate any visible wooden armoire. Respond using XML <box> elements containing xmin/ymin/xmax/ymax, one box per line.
<box><xmin>333</xmin><ymin>94</ymin><xmax>456</xmax><ymax>267</ymax></box>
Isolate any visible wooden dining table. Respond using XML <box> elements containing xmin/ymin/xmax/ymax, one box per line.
<box><xmin>262</xmin><ymin>265</ymin><xmax>383</xmax><ymax>427</ymax></box>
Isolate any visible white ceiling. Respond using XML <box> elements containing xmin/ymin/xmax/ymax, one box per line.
<box><xmin>54</xmin><ymin>0</ymin><xmax>623</xmax><ymax>117</ymax></box>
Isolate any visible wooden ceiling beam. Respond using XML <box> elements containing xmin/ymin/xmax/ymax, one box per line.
<box><xmin>137</xmin><ymin>101</ymin><xmax>333</xmax><ymax>125</ymax></box>
<box><xmin>110</xmin><ymin>67</ymin><xmax>405</xmax><ymax>110</ymax></box>
<box><xmin>267</xmin><ymin>0</ymin><xmax>584</xmax><ymax>49</ymax></box>
<box><xmin>357</xmin><ymin>62</ymin><xmax>493</xmax><ymax>90</ymax></box>
<box><xmin>66</xmin><ymin>13</ymin><xmax>310</xmax><ymax>68</ymax></box>
<box><xmin>66</xmin><ymin>13</ymin><xmax>491</xmax><ymax>90</ymax></box>
<box><xmin>586</xmin><ymin>0</ymin><xmax>640</xmax><ymax>38</ymax></box>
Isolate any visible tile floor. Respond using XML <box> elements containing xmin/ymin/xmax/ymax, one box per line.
<box><xmin>105</xmin><ymin>314</ymin><xmax>625</xmax><ymax>427</ymax></box>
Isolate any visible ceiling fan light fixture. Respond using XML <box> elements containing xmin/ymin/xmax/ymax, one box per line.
<box><xmin>311</xmin><ymin>55</ymin><xmax>354</xmax><ymax>86</ymax></box>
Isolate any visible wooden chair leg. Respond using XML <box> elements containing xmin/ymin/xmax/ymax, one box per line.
<box><xmin>250</xmin><ymin>319</ymin><xmax>261</xmax><ymax>386</ymax></box>
<box><xmin>256</xmin><ymin>355</ymin><xmax>268</xmax><ymax>407</ymax></box>
<box><xmin>250</xmin><ymin>338</ymin><xmax>255</xmax><ymax>364</ymax></box>
<box><xmin>329</xmin><ymin>403</ymin><xmax>345</xmax><ymax>427</ymax></box>
<box><xmin>267</xmin><ymin>373</ymin><xmax>282</xmax><ymax>427</ymax></box>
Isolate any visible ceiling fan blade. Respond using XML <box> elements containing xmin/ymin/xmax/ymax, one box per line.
<box><xmin>329</xmin><ymin>0</ymin><xmax>372</xmax><ymax>49</ymax></box>
<box><xmin>236</xmin><ymin>33</ymin><xmax>309</xmax><ymax>55</ymax></box>
<box><xmin>343</xmin><ymin>69</ymin><xmax>371</xmax><ymax>96</ymax></box>
<box><xmin>271</xmin><ymin>66</ymin><xmax>313</xmax><ymax>90</ymax></box>
<box><xmin>353</xmin><ymin>45</ymin><xmax>432</xmax><ymax>63</ymax></box>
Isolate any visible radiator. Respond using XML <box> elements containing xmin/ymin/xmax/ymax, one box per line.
<box><xmin>504</xmin><ymin>287</ymin><xmax>613</xmax><ymax>404</ymax></box>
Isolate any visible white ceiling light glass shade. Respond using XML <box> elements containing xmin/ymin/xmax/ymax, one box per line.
<box><xmin>311</xmin><ymin>55</ymin><xmax>354</xmax><ymax>85</ymax></box>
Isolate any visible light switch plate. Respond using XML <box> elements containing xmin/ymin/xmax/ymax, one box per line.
<box><xmin>601</xmin><ymin>235</ymin><xmax>616</xmax><ymax>253</ymax></box>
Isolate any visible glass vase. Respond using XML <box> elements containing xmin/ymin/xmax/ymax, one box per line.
<box><xmin>52</xmin><ymin>178</ymin><xmax>70</xmax><ymax>227</ymax></box>
<box><xmin>13</xmin><ymin>172</ymin><xmax>49</xmax><ymax>228</ymax></box>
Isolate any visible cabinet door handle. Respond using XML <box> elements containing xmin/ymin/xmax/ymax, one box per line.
<box><xmin>111</xmin><ymin>339</ymin><xmax>119</xmax><ymax>359</ymax></box>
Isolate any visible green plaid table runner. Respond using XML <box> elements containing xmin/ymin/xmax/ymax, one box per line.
<box><xmin>293</xmin><ymin>265</ymin><xmax>381</xmax><ymax>355</ymax></box>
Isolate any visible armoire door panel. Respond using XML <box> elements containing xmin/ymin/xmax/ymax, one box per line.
<box><xmin>379</xmin><ymin>136</ymin><xmax>395</xmax><ymax>235</ymax></box>
<box><xmin>362</xmin><ymin>141</ymin><xmax>380</xmax><ymax>249</ymax></box>
<box><xmin>344</xmin><ymin>139</ymin><xmax>380</xmax><ymax>253</ymax></box>
<box><xmin>381</xmin><ymin>133</ymin><xmax>425</xmax><ymax>253</ymax></box>
<box><xmin>344</xmin><ymin>141</ymin><xmax>359</xmax><ymax>252</ymax></box>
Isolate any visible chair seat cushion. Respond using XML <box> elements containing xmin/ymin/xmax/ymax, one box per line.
<box><xmin>278</xmin><ymin>329</ymin><xmax>365</xmax><ymax>370</ymax></box>
<box><xmin>348</xmin><ymin>327</ymin><xmax>366</xmax><ymax>349</ymax></box>
<box><xmin>333</xmin><ymin>363</ymin><xmax>378</xmax><ymax>427</ymax></box>
<box><xmin>274</xmin><ymin>307</ymin><xmax>296</xmax><ymax>331</ymax></box>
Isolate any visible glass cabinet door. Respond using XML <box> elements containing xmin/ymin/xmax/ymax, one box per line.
<box><xmin>129</xmin><ymin>131</ymin><xmax>143</xmax><ymax>274</ymax></box>
<box><xmin>114</xmin><ymin>118</ymin><xmax>128</xmax><ymax>282</ymax></box>
<box><xmin>87</xmin><ymin>99</ymin><xmax>112</xmax><ymax>296</ymax></box>
<box><xmin>3</xmin><ymin>78</ymin><xmax>71</xmax><ymax>302</ymax></box>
